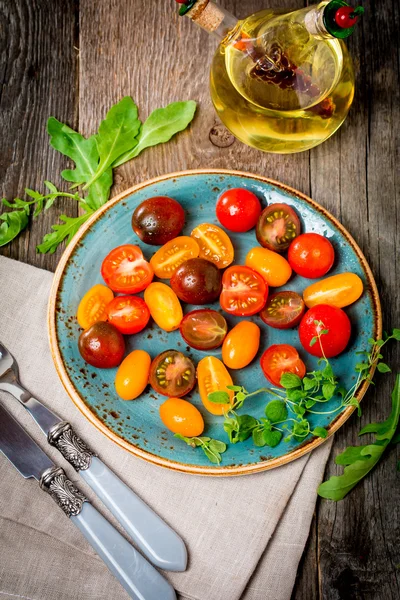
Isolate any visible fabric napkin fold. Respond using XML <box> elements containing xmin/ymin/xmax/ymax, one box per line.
<box><xmin>0</xmin><ymin>255</ymin><xmax>332</xmax><ymax>600</ymax></box>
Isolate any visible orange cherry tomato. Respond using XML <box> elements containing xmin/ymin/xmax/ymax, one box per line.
<box><xmin>159</xmin><ymin>397</ymin><xmax>204</xmax><ymax>437</ymax></box>
<box><xmin>197</xmin><ymin>356</ymin><xmax>234</xmax><ymax>415</ymax></box>
<box><xmin>150</xmin><ymin>236</ymin><xmax>200</xmax><ymax>279</ymax></box>
<box><xmin>303</xmin><ymin>273</ymin><xmax>364</xmax><ymax>308</ymax></box>
<box><xmin>76</xmin><ymin>284</ymin><xmax>114</xmax><ymax>329</ymax></box>
<box><xmin>144</xmin><ymin>282</ymin><xmax>183</xmax><ymax>331</ymax></box>
<box><xmin>115</xmin><ymin>350</ymin><xmax>151</xmax><ymax>401</ymax></box>
<box><xmin>245</xmin><ymin>247</ymin><xmax>292</xmax><ymax>287</ymax></box>
<box><xmin>190</xmin><ymin>223</ymin><xmax>234</xmax><ymax>268</ymax></box>
<box><xmin>222</xmin><ymin>321</ymin><xmax>260</xmax><ymax>369</ymax></box>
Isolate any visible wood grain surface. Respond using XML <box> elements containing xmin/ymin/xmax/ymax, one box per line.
<box><xmin>1</xmin><ymin>0</ymin><xmax>399</xmax><ymax>598</ymax></box>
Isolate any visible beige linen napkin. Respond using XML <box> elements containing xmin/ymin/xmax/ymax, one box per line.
<box><xmin>0</xmin><ymin>256</ymin><xmax>332</xmax><ymax>600</ymax></box>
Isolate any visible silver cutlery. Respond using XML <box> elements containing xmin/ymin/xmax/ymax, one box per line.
<box><xmin>0</xmin><ymin>402</ymin><xmax>176</xmax><ymax>600</ymax></box>
<box><xmin>0</xmin><ymin>341</ymin><xmax>187</xmax><ymax>572</ymax></box>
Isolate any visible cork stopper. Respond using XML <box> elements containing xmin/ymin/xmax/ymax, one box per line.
<box><xmin>186</xmin><ymin>0</ymin><xmax>225</xmax><ymax>33</ymax></box>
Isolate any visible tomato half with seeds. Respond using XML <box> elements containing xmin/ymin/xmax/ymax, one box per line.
<box><xmin>197</xmin><ymin>356</ymin><xmax>234</xmax><ymax>415</ymax></box>
<box><xmin>190</xmin><ymin>223</ymin><xmax>234</xmax><ymax>268</ymax></box>
<box><xmin>261</xmin><ymin>344</ymin><xmax>306</xmax><ymax>388</ymax></box>
<box><xmin>76</xmin><ymin>284</ymin><xmax>114</xmax><ymax>330</ymax></box>
<box><xmin>259</xmin><ymin>291</ymin><xmax>305</xmax><ymax>329</ymax></box>
<box><xmin>149</xmin><ymin>350</ymin><xmax>196</xmax><ymax>397</ymax></box>
<box><xmin>220</xmin><ymin>265</ymin><xmax>268</xmax><ymax>316</ymax></box>
<box><xmin>288</xmin><ymin>233</ymin><xmax>334</xmax><ymax>278</ymax></box>
<box><xmin>299</xmin><ymin>305</ymin><xmax>351</xmax><ymax>358</ymax></box>
<box><xmin>101</xmin><ymin>245</ymin><xmax>153</xmax><ymax>294</ymax></box>
<box><xmin>256</xmin><ymin>204</ymin><xmax>301</xmax><ymax>252</ymax></box>
<box><xmin>159</xmin><ymin>397</ymin><xmax>204</xmax><ymax>437</ymax></box>
<box><xmin>106</xmin><ymin>295</ymin><xmax>150</xmax><ymax>335</ymax></box>
<box><xmin>150</xmin><ymin>236</ymin><xmax>200</xmax><ymax>279</ymax></box>
<box><xmin>180</xmin><ymin>309</ymin><xmax>228</xmax><ymax>350</ymax></box>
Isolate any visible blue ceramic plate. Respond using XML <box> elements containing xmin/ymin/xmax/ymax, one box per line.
<box><xmin>49</xmin><ymin>170</ymin><xmax>381</xmax><ymax>476</ymax></box>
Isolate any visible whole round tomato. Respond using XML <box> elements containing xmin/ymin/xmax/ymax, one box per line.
<box><xmin>197</xmin><ymin>356</ymin><xmax>234</xmax><ymax>415</ymax></box>
<box><xmin>288</xmin><ymin>233</ymin><xmax>335</xmax><ymax>278</ymax></box>
<box><xmin>144</xmin><ymin>282</ymin><xmax>183</xmax><ymax>332</ymax></box>
<box><xmin>299</xmin><ymin>305</ymin><xmax>351</xmax><ymax>358</ymax></box>
<box><xmin>256</xmin><ymin>204</ymin><xmax>300</xmax><ymax>252</ymax></box>
<box><xmin>170</xmin><ymin>258</ymin><xmax>222</xmax><ymax>304</ymax></box>
<box><xmin>190</xmin><ymin>223</ymin><xmax>234</xmax><ymax>268</ymax></box>
<box><xmin>76</xmin><ymin>284</ymin><xmax>114</xmax><ymax>330</ymax></box>
<box><xmin>132</xmin><ymin>196</ymin><xmax>185</xmax><ymax>245</ymax></box>
<box><xmin>245</xmin><ymin>247</ymin><xmax>292</xmax><ymax>287</ymax></box>
<box><xmin>78</xmin><ymin>322</ymin><xmax>125</xmax><ymax>368</ymax></box>
<box><xmin>106</xmin><ymin>295</ymin><xmax>150</xmax><ymax>335</ymax></box>
<box><xmin>115</xmin><ymin>350</ymin><xmax>151</xmax><ymax>400</ymax></box>
<box><xmin>220</xmin><ymin>265</ymin><xmax>268</xmax><ymax>316</ymax></box>
<box><xmin>259</xmin><ymin>291</ymin><xmax>305</xmax><ymax>329</ymax></box>
<box><xmin>260</xmin><ymin>344</ymin><xmax>306</xmax><ymax>388</ymax></box>
<box><xmin>216</xmin><ymin>188</ymin><xmax>262</xmax><ymax>232</ymax></box>
<box><xmin>150</xmin><ymin>236</ymin><xmax>199</xmax><ymax>279</ymax></box>
<box><xmin>159</xmin><ymin>397</ymin><xmax>204</xmax><ymax>437</ymax></box>
<box><xmin>149</xmin><ymin>350</ymin><xmax>196</xmax><ymax>397</ymax></box>
<box><xmin>303</xmin><ymin>272</ymin><xmax>363</xmax><ymax>308</ymax></box>
<box><xmin>101</xmin><ymin>245</ymin><xmax>153</xmax><ymax>294</ymax></box>
<box><xmin>222</xmin><ymin>321</ymin><xmax>260</xmax><ymax>369</ymax></box>
<box><xmin>180</xmin><ymin>309</ymin><xmax>228</xmax><ymax>350</ymax></box>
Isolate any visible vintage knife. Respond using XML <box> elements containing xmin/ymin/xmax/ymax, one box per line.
<box><xmin>0</xmin><ymin>402</ymin><xmax>176</xmax><ymax>600</ymax></box>
<box><xmin>0</xmin><ymin>341</ymin><xmax>187</xmax><ymax>572</ymax></box>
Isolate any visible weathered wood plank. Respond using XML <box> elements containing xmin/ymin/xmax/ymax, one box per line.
<box><xmin>0</xmin><ymin>0</ymin><xmax>78</xmax><ymax>271</ymax></box>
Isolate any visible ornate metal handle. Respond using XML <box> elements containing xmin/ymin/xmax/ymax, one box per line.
<box><xmin>47</xmin><ymin>421</ymin><xmax>97</xmax><ymax>471</ymax></box>
<box><xmin>40</xmin><ymin>466</ymin><xmax>87</xmax><ymax>517</ymax></box>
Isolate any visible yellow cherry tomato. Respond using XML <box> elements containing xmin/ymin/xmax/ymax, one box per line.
<box><xmin>245</xmin><ymin>247</ymin><xmax>292</xmax><ymax>287</ymax></box>
<box><xmin>144</xmin><ymin>282</ymin><xmax>183</xmax><ymax>331</ymax></box>
<box><xmin>159</xmin><ymin>397</ymin><xmax>204</xmax><ymax>437</ymax></box>
<box><xmin>150</xmin><ymin>236</ymin><xmax>200</xmax><ymax>279</ymax></box>
<box><xmin>191</xmin><ymin>223</ymin><xmax>234</xmax><ymax>268</ymax></box>
<box><xmin>222</xmin><ymin>321</ymin><xmax>260</xmax><ymax>369</ymax></box>
<box><xmin>303</xmin><ymin>272</ymin><xmax>364</xmax><ymax>308</ymax></box>
<box><xmin>197</xmin><ymin>356</ymin><xmax>234</xmax><ymax>415</ymax></box>
<box><xmin>76</xmin><ymin>284</ymin><xmax>114</xmax><ymax>329</ymax></box>
<box><xmin>115</xmin><ymin>350</ymin><xmax>151</xmax><ymax>400</ymax></box>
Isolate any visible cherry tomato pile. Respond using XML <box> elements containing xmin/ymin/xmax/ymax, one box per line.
<box><xmin>76</xmin><ymin>190</ymin><xmax>364</xmax><ymax>440</ymax></box>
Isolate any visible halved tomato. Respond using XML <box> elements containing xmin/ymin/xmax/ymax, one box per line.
<box><xmin>190</xmin><ymin>223</ymin><xmax>234</xmax><ymax>268</ymax></box>
<box><xmin>261</xmin><ymin>344</ymin><xmax>306</xmax><ymax>388</ymax></box>
<box><xmin>180</xmin><ymin>309</ymin><xmax>228</xmax><ymax>350</ymax></box>
<box><xmin>150</xmin><ymin>236</ymin><xmax>199</xmax><ymax>279</ymax></box>
<box><xmin>259</xmin><ymin>291</ymin><xmax>305</xmax><ymax>329</ymax></box>
<box><xmin>106</xmin><ymin>296</ymin><xmax>150</xmax><ymax>334</ymax></box>
<box><xmin>197</xmin><ymin>356</ymin><xmax>234</xmax><ymax>415</ymax></box>
<box><xmin>149</xmin><ymin>350</ymin><xmax>196</xmax><ymax>397</ymax></box>
<box><xmin>101</xmin><ymin>245</ymin><xmax>153</xmax><ymax>294</ymax></box>
<box><xmin>76</xmin><ymin>284</ymin><xmax>114</xmax><ymax>329</ymax></box>
<box><xmin>256</xmin><ymin>204</ymin><xmax>300</xmax><ymax>252</ymax></box>
<box><xmin>220</xmin><ymin>265</ymin><xmax>268</xmax><ymax>316</ymax></box>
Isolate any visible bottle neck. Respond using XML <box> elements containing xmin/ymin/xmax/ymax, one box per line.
<box><xmin>185</xmin><ymin>0</ymin><xmax>239</xmax><ymax>39</ymax></box>
<box><xmin>305</xmin><ymin>2</ymin><xmax>335</xmax><ymax>39</ymax></box>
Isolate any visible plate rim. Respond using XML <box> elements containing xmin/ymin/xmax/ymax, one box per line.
<box><xmin>48</xmin><ymin>168</ymin><xmax>382</xmax><ymax>477</ymax></box>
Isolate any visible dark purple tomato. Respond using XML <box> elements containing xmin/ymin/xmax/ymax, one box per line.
<box><xmin>256</xmin><ymin>203</ymin><xmax>301</xmax><ymax>252</ymax></box>
<box><xmin>170</xmin><ymin>258</ymin><xmax>222</xmax><ymax>304</ymax></box>
<box><xmin>78</xmin><ymin>322</ymin><xmax>125</xmax><ymax>368</ymax></box>
<box><xmin>180</xmin><ymin>309</ymin><xmax>228</xmax><ymax>350</ymax></box>
<box><xmin>149</xmin><ymin>350</ymin><xmax>196</xmax><ymax>397</ymax></box>
<box><xmin>259</xmin><ymin>291</ymin><xmax>305</xmax><ymax>329</ymax></box>
<box><xmin>131</xmin><ymin>196</ymin><xmax>185</xmax><ymax>245</ymax></box>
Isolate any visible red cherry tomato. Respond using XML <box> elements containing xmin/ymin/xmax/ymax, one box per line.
<box><xmin>220</xmin><ymin>265</ymin><xmax>268</xmax><ymax>316</ymax></box>
<box><xmin>106</xmin><ymin>296</ymin><xmax>150</xmax><ymax>335</ymax></box>
<box><xmin>101</xmin><ymin>245</ymin><xmax>153</xmax><ymax>294</ymax></box>
<box><xmin>256</xmin><ymin>203</ymin><xmax>301</xmax><ymax>252</ymax></box>
<box><xmin>216</xmin><ymin>188</ymin><xmax>262</xmax><ymax>232</ymax></box>
<box><xmin>299</xmin><ymin>305</ymin><xmax>351</xmax><ymax>358</ymax></box>
<box><xmin>288</xmin><ymin>233</ymin><xmax>335</xmax><ymax>279</ymax></box>
<box><xmin>259</xmin><ymin>291</ymin><xmax>305</xmax><ymax>329</ymax></box>
<box><xmin>78</xmin><ymin>322</ymin><xmax>125</xmax><ymax>369</ymax></box>
<box><xmin>261</xmin><ymin>344</ymin><xmax>306</xmax><ymax>388</ymax></box>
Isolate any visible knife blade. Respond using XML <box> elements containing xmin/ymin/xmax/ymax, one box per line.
<box><xmin>0</xmin><ymin>402</ymin><xmax>177</xmax><ymax>600</ymax></box>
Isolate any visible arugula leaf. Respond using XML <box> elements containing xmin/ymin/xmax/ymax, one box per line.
<box><xmin>37</xmin><ymin>213</ymin><xmax>92</xmax><ymax>254</ymax></box>
<box><xmin>113</xmin><ymin>100</ymin><xmax>197</xmax><ymax>166</ymax></box>
<box><xmin>0</xmin><ymin>206</ymin><xmax>29</xmax><ymax>246</ymax></box>
<box><xmin>318</xmin><ymin>374</ymin><xmax>400</xmax><ymax>501</ymax></box>
<box><xmin>83</xmin><ymin>97</ymin><xmax>141</xmax><ymax>189</ymax></box>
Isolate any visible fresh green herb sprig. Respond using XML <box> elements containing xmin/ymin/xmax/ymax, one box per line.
<box><xmin>174</xmin><ymin>434</ymin><xmax>227</xmax><ymax>465</ymax></box>
<box><xmin>0</xmin><ymin>98</ymin><xmax>196</xmax><ymax>252</ymax></box>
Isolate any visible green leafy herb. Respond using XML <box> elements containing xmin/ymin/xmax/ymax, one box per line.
<box><xmin>0</xmin><ymin>205</ymin><xmax>29</xmax><ymax>246</ymax></box>
<box><xmin>318</xmin><ymin>374</ymin><xmax>400</xmax><ymax>500</ymax></box>
<box><xmin>174</xmin><ymin>434</ymin><xmax>227</xmax><ymax>465</ymax></box>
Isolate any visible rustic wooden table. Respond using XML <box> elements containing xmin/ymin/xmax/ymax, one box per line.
<box><xmin>1</xmin><ymin>0</ymin><xmax>399</xmax><ymax>598</ymax></box>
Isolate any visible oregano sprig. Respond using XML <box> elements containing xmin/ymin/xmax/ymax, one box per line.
<box><xmin>174</xmin><ymin>434</ymin><xmax>227</xmax><ymax>465</ymax></box>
